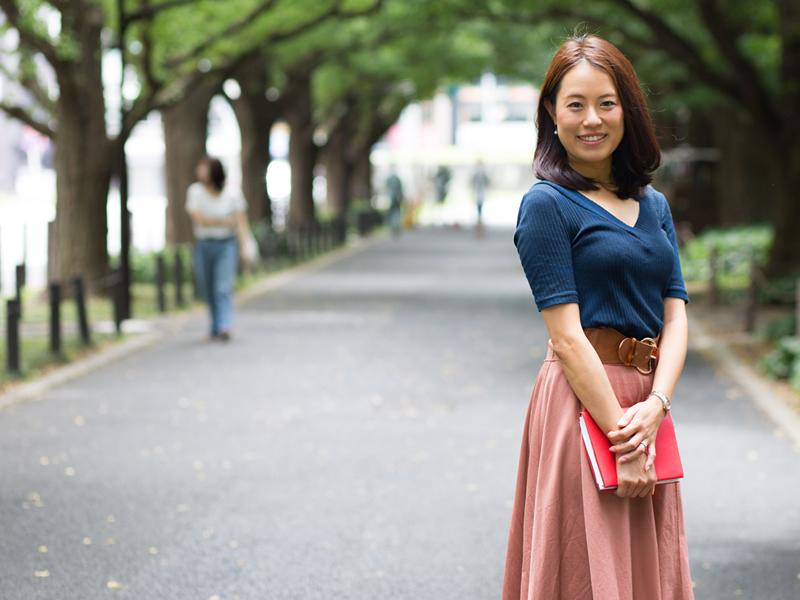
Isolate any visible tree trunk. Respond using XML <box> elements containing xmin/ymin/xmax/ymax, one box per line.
<box><xmin>709</xmin><ymin>106</ymin><xmax>772</xmax><ymax>225</ymax></box>
<box><xmin>228</xmin><ymin>54</ymin><xmax>279</xmax><ymax>227</ymax></box>
<box><xmin>284</xmin><ymin>72</ymin><xmax>317</xmax><ymax>228</ymax></box>
<box><xmin>324</xmin><ymin>125</ymin><xmax>352</xmax><ymax>217</ymax></box>
<box><xmin>162</xmin><ymin>82</ymin><xmax>218</xmax><ymax>244</ymax></box>
<box><xmin>52</xmin><ymin>4</ymin><xmax>113</xmax><ymax>292</ymax></box>
<box><xmin>765</xmin><ymin>136</ymin><xmax>800</xmax><ymax>277</ymax></box>
<box><xmin>351</xmin><ymin>147</ymin><xmax>373</xmax><ymax>202</ymax></box>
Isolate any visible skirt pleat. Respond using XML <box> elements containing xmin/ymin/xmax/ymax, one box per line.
<box><xmin>502</xmin><ymin>342</ymin><xmax>694</xmax><ymax>600</ymax></box>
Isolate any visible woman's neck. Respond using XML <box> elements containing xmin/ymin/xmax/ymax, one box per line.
<box><xmin>203</xmin><ymin>183</ymin><xmax>222</xmax><ymax>197</ymax></box>
<box><xmin>568</xmin><ymin>157</ymin><xmax>614</xmax><ymax>186</ymax></box>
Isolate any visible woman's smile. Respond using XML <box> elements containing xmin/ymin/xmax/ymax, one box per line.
<box><xmin>577</xmin><ymin>133</ymin><xmax>608</xmax><ymax>145</ymax></box>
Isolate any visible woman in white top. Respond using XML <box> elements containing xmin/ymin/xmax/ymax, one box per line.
<box><xmin>186</xmin><ymin>156</ymin><xmax>250</xmax><ymax>341</ymax></box>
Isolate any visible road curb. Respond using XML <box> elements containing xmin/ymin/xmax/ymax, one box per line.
<box><xmin>0</xmin><ymin>235</ymin><xmax>382</xmax><ymax>411</ymax></box>
<box><xmin>688</xmin><ymin>314</ymin><xmax>800</xmax><ymax>447</ymax></box>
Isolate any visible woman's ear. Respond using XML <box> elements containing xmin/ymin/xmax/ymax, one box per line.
<box><xmin>543</xmin><ymin>98</ymin><xmax>556</xmax><ymax>126</ymax></box>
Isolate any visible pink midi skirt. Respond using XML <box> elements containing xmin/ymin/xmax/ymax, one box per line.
<box><xmin>502</xmin><ymin>342</ymin><xmax>695</xmax><ymax>600</ymax></box>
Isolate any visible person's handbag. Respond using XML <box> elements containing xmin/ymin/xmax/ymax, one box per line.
<box><xmin>579</xmin><ymin>409</ymin><xmax>684</xmax><ymax>491</ymax></box>
<box><xmin>242</xmin><ymin>229</ymin><xmax>260</xmax><ymax>266</ymax></box>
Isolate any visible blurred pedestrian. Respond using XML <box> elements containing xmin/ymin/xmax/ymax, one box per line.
<box><xmin>385</xmin><ymin>169</ymin><xmax>404</xmax><ymax>236</ymax></box>
<box><xmin>503</xmin><ymin>34</ymin><xmax>694</xmax><ymax>599</ymax></box>
<box><xmin>186</xmin><ymin>156</ymin><xmax>251</xmax><ymax>342</ymax></box>
<box><xmin>471</xmin><ymin>159</ymin><xmax>489</xmax><ymax>225</ymax></box>
<box><xmin>434</xmin><ymin>165</ymin><xmax>451</xmax><ymax>204</ymax></box>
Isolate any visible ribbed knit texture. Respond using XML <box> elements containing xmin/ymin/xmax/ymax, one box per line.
<box><xmin>514</xmin><ymin>181</ymin><xmax>688</xmax><ymax>340</ymax></box>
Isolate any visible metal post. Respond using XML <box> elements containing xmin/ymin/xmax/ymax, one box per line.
<box><xmin>71</xmin><ymin>276</ymin><xmax>91</xmax><ymax>346</ymax></box>
<box><xmin>49</xmin><ymin>282</ymin><xmax>61</xmax><ymax>355</ymax></box>
<box><xmin>156</xmin><ymin>254</ymin><xmax>166</xmax><ymax>312</ymax></box>
<box><xmin>15</xmin><ymin>264</ymin><xmax>24</xmax><ymax>301</ymax></box>
<box><xmin>796</xmin><ymin>278</ymin><xmax>800</xmax><ymax>338</ymax></box>
<box><xmin>707</xmin><ymin>248</ymin><xmax>719</xmax><ymax>306</ymax></box>
<box><xmin>174</xmin><ymin>249</ymin><xmax>184</xmax><ymax>308</ymax></box>
<box><xmin>112</xmin><ymin>268</ymin><xmax>123</xmax><ymax>336</ymax></box>
<box><xmin>6</xmin><ymin>299</ymin><xmax>20</xmax><ymax>373</ymax></box>
<box><xmin>744</xmin><ymin>261</ymin><xmax>758</xmax><ymax>333</ymax></box>
<box><xmin>15</xmin><ymin>263</ymin><xmax>25</xmax><ymax>318</ymax></box>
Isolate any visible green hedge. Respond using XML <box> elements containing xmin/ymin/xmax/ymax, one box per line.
<box><xmin>679</xmin><ymin>225</ymin><xmax>773</xmax><ymax>282</ymax></box>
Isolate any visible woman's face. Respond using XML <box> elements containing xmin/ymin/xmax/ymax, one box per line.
<box><xmin>196</xmin><ymin>160</ymin><xmax>210</xmax><ymax>184</ymax></box>
<box><xmin>546</xmin><ymin>61</ymin><xmax>625</xmax><ymax>178</ymax></box>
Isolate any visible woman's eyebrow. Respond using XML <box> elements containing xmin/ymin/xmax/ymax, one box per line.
<box><xmin>563</xmin><ymin>92</ymin><xmax>618</xmax><ymax>99</ymax></box>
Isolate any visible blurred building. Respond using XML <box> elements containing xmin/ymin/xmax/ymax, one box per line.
<box><xmin>372</xmin><ymin>73</ymin><xmax>539</xmax><ymax>225</ymax></box>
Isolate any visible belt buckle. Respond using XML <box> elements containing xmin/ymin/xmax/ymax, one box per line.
<box><xmin>637</xmin><ymin>337</ymin><xmax>657</xmax><ymax>374</ymax></box>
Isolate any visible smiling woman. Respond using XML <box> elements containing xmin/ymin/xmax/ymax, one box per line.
<box><xmin>503</xmin><ymin>34</ymin><xmax>694</xmax><ymax>600</ymax></box>
<box><xmin>533</xmin><ymin>35</ymin><xmax>661</xmax><ymax>202</ymax></box>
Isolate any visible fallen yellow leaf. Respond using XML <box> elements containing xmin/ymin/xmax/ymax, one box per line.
<box><xmin>107</xmin><ymin>581</ymin><xmax>122</xmax><ymax>589</ymax></box>
<box><xmin>38</xmin><ymin>546</ymin><xmax>48</xmax><ymax>553</ymax></box>
<box><xmin>82</xmin><ymin>538</ymin><xmax>92</xmax><ymax>545</ymax></box>
<box><xmin>148</xmin><ymin>547</ymin><xmax>158</xmax><ymax>555</ymax></box>
<box><xmin>34</xmin><ymin>570</ymin><xmax>50</xmax><ymax>578</ymax></box>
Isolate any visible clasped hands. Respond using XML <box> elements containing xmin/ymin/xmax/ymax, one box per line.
<box><xmin>607</xmin><ymin>396</ymin><xmax>665</xmax><ymax>498</ymax></box>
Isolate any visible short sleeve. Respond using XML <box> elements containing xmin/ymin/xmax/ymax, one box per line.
<box><xmin>657</xmin><ymin>192</ymin><xmax>689</xmax><ymax>303</ymax></box>
<box><xmin>185</xmin><ymin>183</ymin><xmax>200</xmax><ymax>214</ymax></box>
<box><xmin>513</xmin><ymin>186</ymin><xmax>579</xmax><ymax>311</ymax></box>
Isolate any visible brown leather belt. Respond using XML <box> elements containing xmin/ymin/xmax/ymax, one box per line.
<box><xmin>583</xmin><ymin>327</ymin><xmax>660</xmax><ymax>374</ymax></box>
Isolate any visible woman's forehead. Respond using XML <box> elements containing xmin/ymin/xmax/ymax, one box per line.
<box><xmin>558</xmin><ymin>62</ymin><xmax>617</xmax><ymax>98</ymax></box>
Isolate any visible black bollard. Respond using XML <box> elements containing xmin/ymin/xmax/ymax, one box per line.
<box><xmin>156</xmin><ymin>254</ymin><xmax>166</xmax><ymax>312</ymax></box>
<box><xmin>15</xmin><ymin>263</ymin><xmax>25</xmax><ymax>317</ymax></box>
<box><xmin>112</xmin><ymin>268</ymin><xmax>123</xmax><ymax>335</ymax></box>
<box><xmin>71</xmin><ymin>276</ymin><xmax>91</xmax><ymax>346</ymax></box>
<box><xmin>49</xmin><ymin>282</ymin><xmax>61</xmax><ymax>355</ymax></box>
<box><xmin>174</xmin><ymin>249</ymin><xmax>184</xmax><ymax>308</ymax></box>
<box><xmin>744</xmin><ymin>261</ymin><xmax>759</xmax><ymax>333</ymax></box>
<box><xmin>6</xmin><ymin>299</ymin><xmax>20</xmax><ymax>373</ymax></box>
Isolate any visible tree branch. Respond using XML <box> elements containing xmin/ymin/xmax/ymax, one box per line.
<box><xmin>123</xmin><ymin>0</ymin><xmax>203</xmax><ymax>25</ymax></box>
<box><xmin>164</xmin><ymin>0</ymin><xmax>384</xmax><ymax>68</ymax></box>
<box><xmin>694</xmin><ymin>0</ymin><xmax>780</xmax><ymax>130</ymax></box>
<box><xmin>0</xmin><ymin>0</ymin><xmax>60</xmax><ymax>66</ymax></box>
<box><xmin>0</xmin><ymin>102</ymin><xmax>55</xmax><ymax>137</ymax></box>
<box><xmin>163</xmin><ymin>0</ymin><xmax>283</xmax><ymax>67</ymax></box>
<box><xmin>606</xmin><ymin>0</ymin><xmax>740</xmax><ymax>99</ymax></box>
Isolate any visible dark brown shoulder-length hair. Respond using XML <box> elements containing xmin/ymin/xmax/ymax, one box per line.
<box><xmin>200</xmin><ymin>155</ymin><xmax>226</xmax><ymax>192</ymax></box>
<box><xmin>533</xmin><ymin>34</ymin><xmax>661</xmax><ymax>200</ymax></box>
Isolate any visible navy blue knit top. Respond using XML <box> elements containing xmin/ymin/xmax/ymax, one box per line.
<box><xmin>514</xmin><ymin>181</ymin><xmax>688</xmax><ymax>340</ymax></box>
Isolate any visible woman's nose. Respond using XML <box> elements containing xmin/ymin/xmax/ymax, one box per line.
<box><xmin>584</xmin><ymin>108</ymin><xmax>602</xmax><ymax>126</ymax></box>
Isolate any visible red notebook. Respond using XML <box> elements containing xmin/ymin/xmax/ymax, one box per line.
<box><xmin>579</xmin><ymin>409</ymin><xmax>684</xmax><ymax>491</ymax></box>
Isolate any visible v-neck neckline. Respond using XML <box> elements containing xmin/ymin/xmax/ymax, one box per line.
<box><xmin>542</xmin><ymin>181</ymin><xmax>646</xmax><ymax>231</ymax></box>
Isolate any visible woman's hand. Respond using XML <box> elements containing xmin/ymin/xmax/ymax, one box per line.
<box><xmin>607</xmin><ymin>396</ymin><xmax>664</xmax><ymax>470</ymax></box>
<box><xmin>615</xmin><ymin>452</ymin><xmax>657</xmax><ymax>498</ymax></box>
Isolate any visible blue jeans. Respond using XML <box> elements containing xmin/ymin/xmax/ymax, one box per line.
<box><xmin>194</xmin><ymin>237</ymin><xmax>238</xmax><ymax>335</ymax></box>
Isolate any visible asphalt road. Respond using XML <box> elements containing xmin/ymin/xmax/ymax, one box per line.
<box><xmin>0</xmin><ymin>227</ymin><xmax>798</xmax><ymax>599</ymax></box>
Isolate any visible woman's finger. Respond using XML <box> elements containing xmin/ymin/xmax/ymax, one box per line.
<box><xmin>616</xmin><ymin>408</ymin><xmax>636</xmax><ymax>428</ymax></box>
<box><xmin>644</xmin><ymin>447</ymin><xmax>656</xmax><ymax>471</ymax></box>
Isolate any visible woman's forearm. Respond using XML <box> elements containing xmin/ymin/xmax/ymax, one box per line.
<box><xmin>543</xmin><ymin>304</ymin><xmax>624</xmax><ymax>435</ymax></box>
<box><xmin>190</xmin><ymin>212</ymin><xmax>236</xmax><ymax>227</ymax></box>
<box><xmin>650</xmin><ymin>298</ymin><xmax>689</xmax><ymax>401</ymax></box>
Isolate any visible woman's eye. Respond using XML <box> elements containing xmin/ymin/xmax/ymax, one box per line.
<box><xmin>567</xmin><ymin>102</ymin><xmax>582</xmax><ymax>108</ymax></box>
<box><xmin>601</xmin><ymin>101</ymin><xmax>617</xmax><ymax>107</ymax></box>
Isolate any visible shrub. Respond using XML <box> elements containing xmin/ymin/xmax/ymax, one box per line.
<box><xmin>761</xmin><ymin>336</ymin><xmax>800</xmax><ymax>393</ymax></box>
<box><xmin>679</xmin><ymin>225</ymin><xmax>773</xmax><ymax>282</ymax></box>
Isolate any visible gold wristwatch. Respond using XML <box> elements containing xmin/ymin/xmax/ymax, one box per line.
<box><xmin>649</xmin><ymin>390</ymin><xmax>671</xmax><ymax>415</ymax></box>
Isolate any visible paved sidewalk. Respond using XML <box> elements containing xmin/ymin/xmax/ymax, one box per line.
<box><xmin>0</xmin><ymin>227</ymin><xmax>798</xmax><ymax>599</ymax></box>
